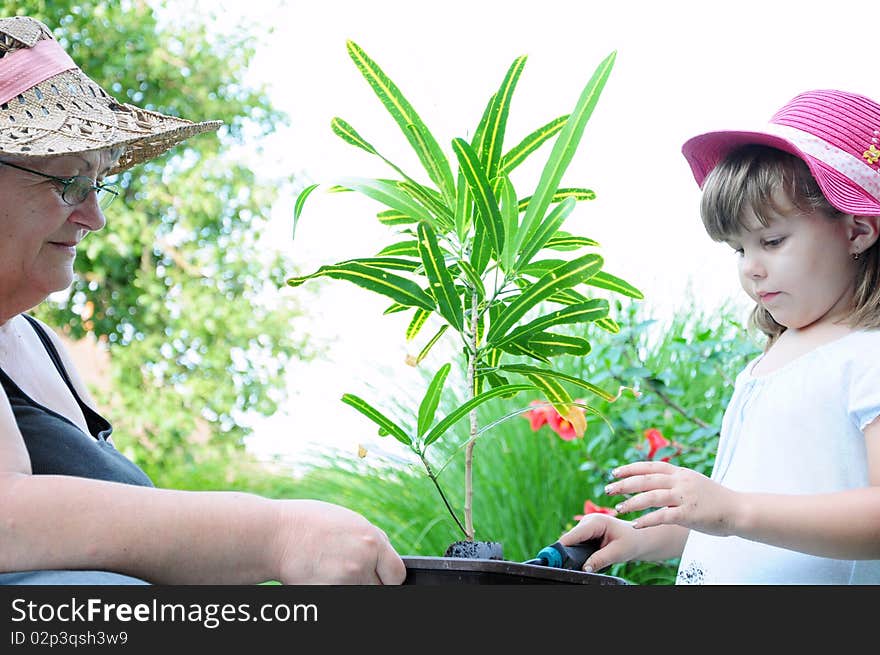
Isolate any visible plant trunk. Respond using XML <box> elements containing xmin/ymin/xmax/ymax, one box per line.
<box><xmin>464</xmin><ymin>289</ymin><xmax>478</xmax><ymax>541</ymax></box>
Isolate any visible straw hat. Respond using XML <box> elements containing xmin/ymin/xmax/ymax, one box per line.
<box><xmin>0</xmin><ymin>15</ymin><xmax>221</xmax><ymax>175</ymax></box>
<box><xmin>682</xmin><ymin>89</ymin><xmax>880</xmax><ymax>216</ymax></box>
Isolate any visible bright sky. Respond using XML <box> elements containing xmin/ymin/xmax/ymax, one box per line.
<box><xmin>188</xmin><ymin>0</ymin><xmax>879</xmax><ymax>470</ymax></box>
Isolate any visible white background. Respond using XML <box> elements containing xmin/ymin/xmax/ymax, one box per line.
<box><xmin>180</xmin><ymin>0</ymin><xmax>879</xmax><ymax>469</ymax></box>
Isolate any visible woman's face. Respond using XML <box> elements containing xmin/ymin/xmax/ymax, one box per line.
<box><xmin>0</xmin><ymin>151</ymin><xmax>112</xmax><ymax>317</ymax></box>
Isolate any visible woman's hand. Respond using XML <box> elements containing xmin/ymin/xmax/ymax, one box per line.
<box><xmin>605</xmin><ymin>461</ymin><xmax>742</xmax><ymax>536</ymax></box>
<box><xmin>273</xmin><ymin>500</ymin><xmax>406</xmax><ymax>585</ymax></box>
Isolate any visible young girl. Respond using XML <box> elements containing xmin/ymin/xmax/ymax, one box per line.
<box><xmin>559</xmin><ymin>89</ymin><xmax>880</xmax><ymax>584</ymax></box>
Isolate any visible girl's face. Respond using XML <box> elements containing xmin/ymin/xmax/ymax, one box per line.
<box><xmin>0</xmin><ymin>152</ymin><xmax>110</xmax><ymax>317</ymax></box>
<box><xmin>726</xmin><ymin>196</ymin><xmax>858</xmax><ymax>331</ymax></box>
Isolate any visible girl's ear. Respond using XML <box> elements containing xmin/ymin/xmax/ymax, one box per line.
<box><xmin>848</xmin><ymin>215</ymin><xmax>880</xmax><ymax>255</ymax></box>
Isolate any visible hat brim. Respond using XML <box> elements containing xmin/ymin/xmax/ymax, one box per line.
<box><xmin>0</xmin><ymin>67</ymin><xmax>221</xmax><ymax>176</ymax></box>
<box><xmin>682</xmin><ymin>130</ymin><xmax>880</xmax><ymax>216</ymax></box>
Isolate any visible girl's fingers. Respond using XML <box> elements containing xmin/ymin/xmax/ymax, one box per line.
<box><xmin>631</xmin><ymin>507</ymin><xmax>675</xmax><ymax>529</ymax></box>
<box><xmin>605</xmin><ymin>473</ymin><xmax>673</xmax><ymax>496</ymax></box>
<box><xmin>612</xmin><ymin>460</ymin><xmax>677</xmax><ymax>479</ymax></box>
<box><xmin>616</xmin><ymin>488</ymin><xmax>676</xmax><ymax>514</ymax></box>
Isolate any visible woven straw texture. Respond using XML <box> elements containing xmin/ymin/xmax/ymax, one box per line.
<box><xmin>0</xmin><ymin>16</ymin><xmax>221</xmax><ymax>174</ymax></box>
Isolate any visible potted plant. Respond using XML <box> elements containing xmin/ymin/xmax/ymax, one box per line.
<box><xmin>289</xmin><ymin>40</ymin><xmax>640</xmax><ymax>584</ymax></box>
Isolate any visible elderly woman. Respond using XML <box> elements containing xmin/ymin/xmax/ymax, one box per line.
<box><xmin>0</xmin><ymin>15</ymin><xmax>405</xmax><ymax>585</ymax></box>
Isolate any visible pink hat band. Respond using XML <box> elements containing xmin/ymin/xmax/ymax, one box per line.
<box><xmin>682</xmin><ymin>89</ymin><xmax>880</xmax><ymax>216</ymax></box>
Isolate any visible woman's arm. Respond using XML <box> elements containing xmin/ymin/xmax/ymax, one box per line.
<box><xmin>0</xmin><ymin>391</ymin><xmax>405</xmax><ymax>584</ymax></box>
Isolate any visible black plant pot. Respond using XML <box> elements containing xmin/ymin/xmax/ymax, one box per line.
<box><xmin>402</xmin><ymin>541</ymin><xmax>629</xmax><ymax>585</ymax></box>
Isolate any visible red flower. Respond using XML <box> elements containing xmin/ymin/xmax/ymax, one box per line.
<box><xmin>574</xmin><ymin>499</ymin><xmax>618</xmax><ymax>521</ymax></box>
<box><xmin>643</xmin><ymin>428</ymin><xmax>683</xmax><ymax>462</ymax></box>
<box><xmin>524</xmin><ymin>400</ymin><xmax>587</xmax><ymax>440</ymax></box>
<box><xmin>523</xmin><ymin>400</ymin><xmax>552</xmax><ymax>431</ymax></box>
<box><xmin>548</xmin><ymin>411</ymin><xmax>579</xmax><ymax>441</ymax></box>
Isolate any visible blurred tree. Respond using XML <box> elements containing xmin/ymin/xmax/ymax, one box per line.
<box><xmin>12</xmin><ymin>0</ymin><xmax>309</xmax><ymax>475</ymax></box>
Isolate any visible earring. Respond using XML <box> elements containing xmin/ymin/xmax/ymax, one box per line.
<box><xmin>853</xmin><ymin>251</ymin><xmax>861</xmax><ymax>261</ymax></box>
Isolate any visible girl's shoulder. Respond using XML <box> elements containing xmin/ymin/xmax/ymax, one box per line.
<box><xmin>737</xmin><ymin>328</ymin><xmax>880</xmax><ymax>383</ymax></box>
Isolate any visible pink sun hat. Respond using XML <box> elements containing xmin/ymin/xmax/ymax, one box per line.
<box><xmin>681</xmin><ymin>89</ymin><xmax>880</xmax><ymax>216</ymax></box>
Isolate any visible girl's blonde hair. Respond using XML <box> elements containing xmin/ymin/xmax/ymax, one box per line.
<box><xmin>700</xmin><ymin>145</ymin><xmax>880</xmax><ymax>348</ymax></box>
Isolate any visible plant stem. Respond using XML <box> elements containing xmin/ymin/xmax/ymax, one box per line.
<box><xmin>464</xmin><ymin>288</ymin><xmax>478</xmax><ymax>541</ymax></box>
<box><xmin>420</xmin><ymin>454</ymin><xmax>466</xmax><ymax>537</ymax></box>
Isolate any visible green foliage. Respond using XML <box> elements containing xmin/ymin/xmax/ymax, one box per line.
<box><xmin>289</xmin><ymin>40</ymin><xmax>637</xmax><ymax>537</ymax></box>
<box><xmin>13</xmin><ymin>1</ymin><xmax>308</xmax><ymax>473</ymax></box>
<box><xmin>244</xmin><ymin>300</ymin><xmax>759</xmax><ymax>584</ymax></box>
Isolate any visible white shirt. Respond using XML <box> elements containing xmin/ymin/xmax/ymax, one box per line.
<box><xmin>676</xmin><ymin>329</ymin><xmax>880</xmax><ymax>584</ymax></box>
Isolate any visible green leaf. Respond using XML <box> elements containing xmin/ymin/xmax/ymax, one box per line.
<box><xmin>338</xmin><ymin>177</ymin><xmax>435</xmax><ymax>224</ymax></box>
<box><xmin>522</xmin><ymin>332</ymin><xmax>592</xmax><ymax>356</ymax></box>
<box><xmin>341</xmin><ymin>393</ymin><xmax>411</xmax><ymax>446</ymax></box>
<box><xmin>383</xmin><ymin>303</ymin><xmax>410</xmax><ymax>315</ymax></box>
<box><xmin>405</xmin><ymin>124</ymin><xmax>456</xmax><ymax>209</ymax></box>
<box><xmin>452</xmin><ymin>138</ymin><xmax>505</xmax><ymax>258</ymax></box>
<box><xmin>292</xmin><ymin>183</ymin><xmax>319</xmax><ymax>240</ymax></box>
<box><xmin>486</xmin><ymin>253</ymin><xmax>604</xmax><ymax>343</ymax></box>
<box><xmin>546</xmin><ymin>288</ymin><xmax>589</xmax><ymax>305</ymax></box>
<box><xmin>515</xmin><ymin>51</ymin><xmax>616</xmax><ymax>253</ymax></box>
<box><xmin>499</xmin><ymin>114</ymin><xmax>569</xmax><ymax>176</ymax></box>
<box><xmin>377</xmin><ymin>209</ymin><xmax>416</xmax><ymax>226</ymax></box>
<box><xmin>494</xmin><ymin>298</ymin><xmax>609</xmax><ymax>347</ymax></box>
<box><xmin>456</xmin><ymin>260</ymin><xmax>487</xmax><ymax>299</ymax></box>
<box><xmin>498</xmin><ymin>339</ymin><xmax>551</xmax><ymax>364</ymax></box>
<box><xmin>353</xmin><ymin>257</ymin><xmax>421</xmax><ymax>272</ymax></box>
<box><xmin>481</xmin><ymin>55</ymin><xmax>528</xmax><ymax>181</ymax></box>
<box><xmin>346</xmin><ymin>41</ymin><xmax>455</xmax><ymax>205</ymax></box>
<box><xmin>497</xmin><ymin>176</ymin><xmax>519</xmax><ymax>272</ymax></box>
<box><xmin>406</xmin><ymin>307</ymin><xmax>432</xmax><ymax>341</ymax></box>
<box><xmin>545</xmin><ymin>232</ymin><xmax>601</xmax><ymax>251</ymax></box>
<box><xmin>584</xmin><ymin>270</ymin><xmax>644</xmax><ymax>299</ymax></box>
<box><xmin>416</xmin><ymin>324</ymin><xmax>449</xmax><ymax>365</ymax></box>
<box><xmin>470</xmin><ymin>225</ymin><xmax>491</xmax><ymax>276</ymax></box>
<box><xmin>519</xmin><ymin>258</ymin><xmax>566</xmax><ymax>277</ymax></box>
<box><xmin>453</xmin><ymin>168</ymin><xmax>472</xmax><ymax>243</ymax></box>
<box><xmin>423</xmin><ymin>384</ymin><xmax>532</xmax><ymax>446</ymax></box>
<box><xmin>595</xmin><ymin>317</ymin><xmax>621</xmax><ymax>334</ymax></box>
<box><xmin>417</xmin><ymin>222</ymin><xmax>463</xmax><ymax>331</ymax></box>
<box><xmin>399</xmin><ymin>180</ymin><xmax>454</xmax><ymax>227</ymax></box>
<box><xmin>287</xmin><ymin>261</ymin><xmax>434</xmax><ymax>310</ymax></box>
<box><xmin>521</xmin><ymin>372</ymin><xmax>573</xmax><ymax>417</ymax></box>
<box><xmin>517</xmin><ymin>187</ymin><xmax>596</xmax><ymax>214</ymax></box>
<box><xmin>378</xmin><ymin>240</ymin><xmax>420</xmax><ymax>257</ymax></box>
<box><xmin>514</xmin><ymin>195</ymin><xmax>576</xmax><ymax>270</ymax></box>
<box><xmin>417</xmin><ymin>363</ymin><xmax>452</xmax><ymax>437</ymax></box>
<box><xmin>500</xmin><ymin>363</ymin><xmax>619</xmax><ymax>403</ymax></box>
<box><xmin>331</xmin><ymin>117</ymin><xmax>378</xmax><ymax>154</ymax></box>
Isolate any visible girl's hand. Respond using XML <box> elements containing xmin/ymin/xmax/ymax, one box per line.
<box><xmin>606</xmin><ymin>461</ymin><xmax>742</xmax><ymax>536</ymax></box>
<box><xmin>558</xmin><ymin>513</ymin><xmax>643</xmax><ymax>572</ymax></box>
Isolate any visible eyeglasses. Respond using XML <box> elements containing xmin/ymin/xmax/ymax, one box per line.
<box><xmin>0</xmin><ymin>160</ymin><xmax>119</xmax><ymax>209</ymax></box>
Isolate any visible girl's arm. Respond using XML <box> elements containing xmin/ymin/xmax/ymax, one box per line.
<box><xmin>606</xmin><ymin>416</ymin><xmax>880</xmax><ymax>560</ymax></box>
